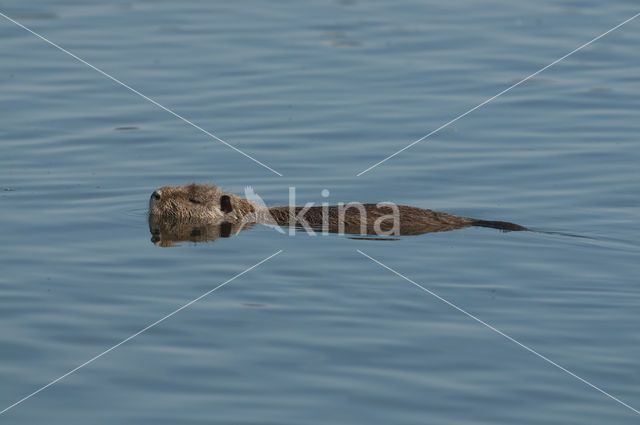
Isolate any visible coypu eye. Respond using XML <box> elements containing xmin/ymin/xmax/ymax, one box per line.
<box><xmin>152</xmin><ymin>191</ymin><xmax>161</xmax><ymax>201</ymax></box>
<box><xmin>189</xmin><ymin>198</ymin><xmax>201</xmax><ymax>204</ymax></box>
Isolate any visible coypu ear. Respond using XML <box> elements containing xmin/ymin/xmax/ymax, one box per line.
<box><xmin>220</xmin><ymin>195</ymin><xmax>233</xmax><ymax>213</ymax></box>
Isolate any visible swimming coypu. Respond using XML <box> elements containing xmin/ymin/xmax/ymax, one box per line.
<box><xmin>148</xmin><ymin>184</ymin><xmax>527</xmax><ymax>244</ymax></box>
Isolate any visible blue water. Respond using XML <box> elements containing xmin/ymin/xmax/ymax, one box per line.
<box><xmin>1</xmin><ymin>0</ymin><xmax>640</xmax><ymax>423</ymax></box>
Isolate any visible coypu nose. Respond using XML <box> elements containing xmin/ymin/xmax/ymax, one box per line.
<box><xmin>152</xmin><ymin>190</ymin><xmax>161</xmax><ymax>201</ymax></box>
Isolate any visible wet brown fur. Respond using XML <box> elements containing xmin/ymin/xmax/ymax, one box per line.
<box><xmin>148</xmin><ymin>184</ymin><xmax>526</xmax><ymax>245</ymax></box>
<box><xmin>268</xmin><ymin>205</ymin><xmax>479</xmax><ymax>235</ymax></box>
<box><xmin>149</xmin><ymin>183</ymin><xmax>255</xmax><ymax>222</ymax></box>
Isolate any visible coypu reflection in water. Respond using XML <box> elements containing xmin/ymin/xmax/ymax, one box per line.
<box><xmin>148</xmin><ymin>184</ymin><xmax>527</xmax><ymax>246</ymax></box>
<box><xmin>149</xmin><ymin>215</ymin><xmax>257</xmax><ymax>247</ymax></box>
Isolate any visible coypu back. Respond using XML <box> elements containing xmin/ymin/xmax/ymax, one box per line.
<box><xmin>267</xmin><ymin>204</ymin><xmax>479</xmax><ymax>235</ymax></box>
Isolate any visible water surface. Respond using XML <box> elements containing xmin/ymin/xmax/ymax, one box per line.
<box><xmin>1</xmin><ymin>0</ymin><xmax>640</xmax><ymax>423</ymax></box>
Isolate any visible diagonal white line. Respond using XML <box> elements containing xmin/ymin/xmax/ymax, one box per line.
<box><xmin>0</xmin><ymin>11</ymin><xmax>283</xmax><ymax>177</ymax></box>
<box><xmin>357</xmin><ymin>11</ymin><xmax>640</xmax><ymax>176</ymax></box>
<box><xmin>0</xmin><ymin>250</ymin><xmax>283</xmax><ymax>416</ymax></box>
<box><xmin>357</xmin><ymin>249</ymin><xmax>640</xmax><ymax>416</ymax></box>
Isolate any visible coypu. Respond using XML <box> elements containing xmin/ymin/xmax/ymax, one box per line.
<box><xmin>148</xmin><ymin>184</ymin><xmax>527</xmax><ymax>245</ymax></box>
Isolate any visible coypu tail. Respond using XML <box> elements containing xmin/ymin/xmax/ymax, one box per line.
<box><xmin>471</xmin><ymin>220</ymin><xmax>528</xmax><ymax>232</ymax></box>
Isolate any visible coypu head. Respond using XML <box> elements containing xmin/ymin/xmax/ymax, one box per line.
<box><xmin>148</xmin><ymin>183</ymin><xmax>256</xmax><ymax>222</ymax></box>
